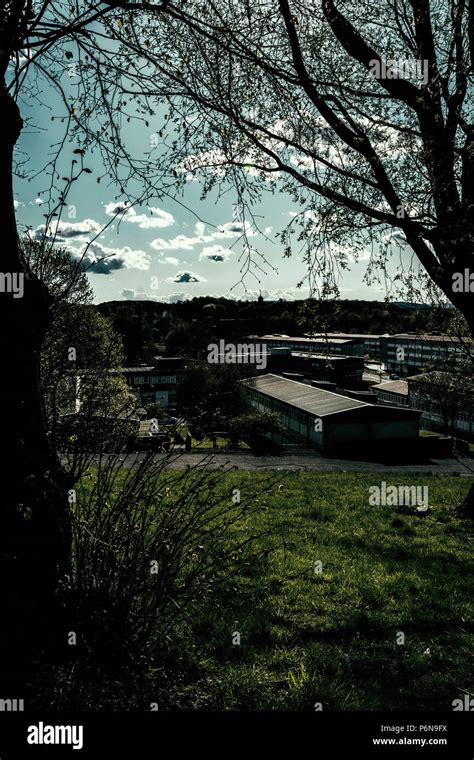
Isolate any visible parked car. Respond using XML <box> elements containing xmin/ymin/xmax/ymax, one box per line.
<box><xmin>389</xmin><ymin>373</ymin><xmax>401</xmax><ymax>380</ymax></box>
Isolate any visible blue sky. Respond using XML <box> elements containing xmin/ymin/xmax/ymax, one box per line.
<box><xmin>13</xmin><ymin>72</ymin><xmax>391</xmax><ymax>305</ymax></box>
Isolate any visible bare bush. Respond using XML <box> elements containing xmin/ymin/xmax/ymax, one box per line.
<box><xmin>34</xmin><ymin>451</ymin><xmax>285</xmax><ymax>708</ymax></box>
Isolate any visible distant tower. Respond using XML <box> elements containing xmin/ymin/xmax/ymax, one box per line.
<box><xmin>256</xmin><ymin>289</ymin><xmax>266</xmax><ymax>334</ymax></box>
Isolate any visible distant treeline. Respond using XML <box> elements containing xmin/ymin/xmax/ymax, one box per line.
<box><xmin>95</xmin><ymin>297</ymin><xmax>447</xmax><ymax>365</ymax></box>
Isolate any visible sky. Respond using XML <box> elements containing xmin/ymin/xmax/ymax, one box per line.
<box><xmin>13</xmin><ymin>62</ymin><xmax>394</xmax><ymax>306</ymax></box>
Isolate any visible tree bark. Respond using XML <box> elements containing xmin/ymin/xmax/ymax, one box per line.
<box><xmin>0</xmin><ymin>84</ymin><xmax>72</xmax><ymax>697</ymax></box>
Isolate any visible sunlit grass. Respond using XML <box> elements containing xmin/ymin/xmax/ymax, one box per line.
<box><xmin>142</xmin><ymin>471</ymin><xmax>473</xmax><ymax>711</ymax></box>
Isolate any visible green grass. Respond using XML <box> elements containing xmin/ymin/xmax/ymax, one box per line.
<box><xmin>173</xmin><ymin>423</ymin><xmax>250</xmax><ymax>449</ymax></box>
<box><xmin>192</xmin><ymin>436</ymin><xmax>250</xmax><ymax>450</ymax></box>
<box><xmin>144</xmin><ymin>471</ymin><xmax>473</xmax><ymax>711</ymax></box>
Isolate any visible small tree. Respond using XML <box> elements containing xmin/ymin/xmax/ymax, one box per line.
<box><xmin>229</xmin><ymin>411</ymin><xmax>285</xmax><ymax>454</ymax></box>
<box><xmin>25</xmin><ymin>239</ymin><xmax>137</xmax><ymax>480</ymax></box>
<box><xmin>409</xmin><ymin>370</ymin><xmax>473</xmax><ymax>437</ymax></box>
<box><xmin>178</xmin><ymin>361</ymin><xmax>254</xmax><ymax>428</ymax></box>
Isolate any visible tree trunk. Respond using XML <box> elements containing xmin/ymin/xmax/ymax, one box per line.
<box><xmin>0</xmin><ymin>84</ymin><xmax>72</xmax><ymax>697</ymax></box>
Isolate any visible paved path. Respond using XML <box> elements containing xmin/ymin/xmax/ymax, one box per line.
<box><xmin>116</xmin><ymin>450</ymin><xmax>474</xmax><ymax>476</ymax></box>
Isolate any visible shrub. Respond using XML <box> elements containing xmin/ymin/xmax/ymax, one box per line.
<box><xmin>33</xmin><ymin>452</ymin><xmax>282</xmax><ymax>708</ymax></box>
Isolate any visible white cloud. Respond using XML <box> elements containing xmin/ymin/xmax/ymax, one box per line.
<box><xmin>66</xmin><ymin>240</ymin><xmax>150</xmax><ymax>274</ymax></box>
<box><xmin>177</xmin><ymin>142</ymin><xmax>281</xmax><ymax>180</ymax></box>
<box><xmin>31</xmin><ymin>215</ymin><xmax>161</xmax><ymax>274</ymax></box>
<box><xmin>121</xmin><ymin>288</ymin><xmax>310</xmax><ymax>304</ymax></box>
<box><xmin>122</xmin><ymin>291</ymin><xmax>199</xmax><ymax>303</ymax></box>
<box><xmin>288</xmin><ymin>209</ymin><xmax>321</xmax><ymax>224</ymax></box>
<box><xmin>105</xmin><ymin>201</ymin><xmax>174</xmax><ymax>229</ymax></box>
<box><xmin>150</xmin><ymin>232</ymin><xmax>214</xmax><ymax>251</ymax></box>
<box><xmin>217</xmin><ymin>220</ymin><xmax>257</xmax><ymax>238</ymax></box>
<box><xmin>31</xmin><ymin>218</ymin><xmax>103</xmax><ymax>242</ymax></box>
<box><xmin>14</xmin><ymin>200</ymin><xmax>23</xmax><ymax>209</ymax></box>
<box><xmin>199</xmin><ymin>245</ymin><xmax>233</xmax><ymax>262</ymax></box>
<box><xmin>150</xmin><ymin>219</ymin><xmax>256</xmax><ymax>252</ymax></box>
<box><xmin>225</xmin><ymin>288</ymin><xmax>306</xmax><ymax>302</ymax></box>
<box><xmin>163</xmin><ymin>292</ymin><xmax>191</xmax><ymax>303</ymax></box>
<box><xmin>167</xmin><ymin>270</ymin><xmax>206</xmax><ymax>283</ymax></box>
<box><xmin>290</xmin><ymin>154</ymin><xmax>314</xmax><ymax>171</ymax></box>
<box><xmin>121</xmin><ymin>289</ymin><xmax>159</xmax><ymax>301</ymax></box>
<box><xmin>188</xmin><ymin>288</ymin><xmax>309</xmax><ymax>302</ymax></box>
<box><xmin>157</xmin><ymin>256</ymin><xmax>179</xmax><ymax>265</ymax></box>
<box><xmin>34</xmin><ymin>198</ymin><xmax>45</xmax><ymax>206</ymax></box>
<box><xmin>176</xmin><ymin>149</ymin><xmax>227</xmax><ymax>180</ymax></box>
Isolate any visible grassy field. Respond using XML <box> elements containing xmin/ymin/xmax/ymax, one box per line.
<box><xmin>173</xmin><ymin>423</ymin><xmax>249</xmax><ymax>449</ymax></box>
<box><xmin>191</xmin><ymin>436</ymin><xmax>250</xmax><ymax>450</ymax></box>
<box><xmin>140</xmin><ymin>471</ymin><xmax>473</xmax><ymax>711</ymax></box>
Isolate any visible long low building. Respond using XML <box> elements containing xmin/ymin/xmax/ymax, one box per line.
<box><xmin>385</xmin><ymin>334</ymin><xmax>471</xmax><ymax>374</ymax></box>
<box><xmin>305</xmin><ymin>333</ymin><xmax>387</xmax><ymax>358</ymax></box>
<box><xmin>247</xmin><ymin>332</ymin><xmax>473</xmax><ymax>372</ymax></box>
<box><xmin>117</xmin><ymin>357</ymin><xmax>185</xmax><ymax>408</ymax></box>
<box><xmin>267</xmin><ymin>349</ymin><xmax>364</xmax><ymax>386</ymax></box>
<box><xmin>372</xmin><ymin>379</ymin><xmax>410</xmax><ymax>407</ymax></box>
<box><xmin>243</xmin><ymin>374</ymin><xmax>421</xmax><ymax>453</ymax></box>
<box><xmin>249</xmin><ymin>334</ymin><xmax>365</xmax><ymax>357</ymax></box>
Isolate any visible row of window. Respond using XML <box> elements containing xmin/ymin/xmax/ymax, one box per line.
<box><xmin>253</xmin><ymin>393</ymin><xmax>311</xmax><ymax>426</ymax></box>
<box><xmin>387</xmin><ymin>346</ymin><xmax>462</xmax><ymax>355</ymax></box>
<box><xmin>267</xmin><ymin>342</ymin><xmax>346</xmax><ymax>353</ymax></box>
<box><xmin>421</xmin><ymin>410</ymin><xmax>473</xmax><ymax>428</ymax></box>
<box><xmin>129</xmin><ymin>375</ymin><xmax>177</xmax><ymax>385</ymax></box>
<box><xmin>411</xmin><ymin>398</ymin><xmax>472</xmax><ymax>419</ymax></box>
<box><xmin>379</xmin><ymin>392</ymin><xmax>407</xmax><ymax>405</ymax></box>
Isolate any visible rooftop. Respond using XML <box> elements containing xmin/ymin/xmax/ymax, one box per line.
<box><xmin>120</xmin><ymin>367</ymin><xmax>155</xmax><ymax>373</ymax></box>
<box><xmin>372</xmin><ymin>380</ymin><xmax>409</xmax><ymax>396</ymax></box>
<box><xmin>244</xmin><ymin>374</ymin><xmax>369</xmax><ymax>417</ymax></box>
<box><xmin>244</xmin><ymin>375</ymin><xmax>420</xmax><ymax>423</ymax></box>
<box><xmin>305</xmin><ymin>333</ymin><xmax>386</xmax><ymax>340</ymax></box>
<box><xmin>390</xmin><ymin>333</ymin><xmax>467</xmax><ymax>343</ymax></box>
<box><xmin>288</xmin><ymin>352</ymin><xmax>350</xmax><ymax>361</ymax></box>
<box><xmin>407</xmin><ymin>371</ymin><xmax>474</xmax><ymax>390</ymax></box>
<box><xmin>256</xmin><ymin>335</ymin><xmax>357</xmax><ymax>345</ymax></box>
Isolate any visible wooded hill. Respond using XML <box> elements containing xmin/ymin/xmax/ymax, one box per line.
<box><xmin>96</xmin><ymin>298</ymin><xmax>446</xmax><ymax>365</ymax></box>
